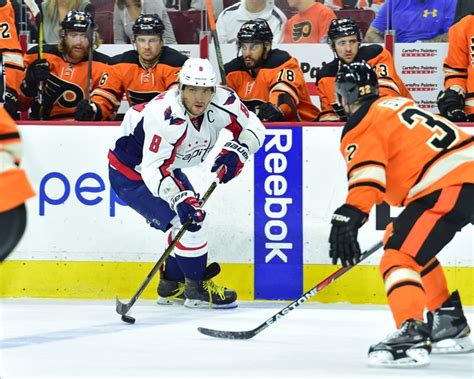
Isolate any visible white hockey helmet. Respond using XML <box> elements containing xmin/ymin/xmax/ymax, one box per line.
<box><xmin>179</xmin><ymin>58</ymin><xmax>216</xmax><ymax>90</ymax></box>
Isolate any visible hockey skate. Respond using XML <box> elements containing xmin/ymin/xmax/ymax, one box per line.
<box><xmin>427</xmin><ymin>290</ymin><xmax>473</xmax><ymax>354</ymax></box>
<box><xmin>157</xmin><ymin>268</ymin><xmax>185</xmax><ymax>305</ymax></box>
<box><xmin>368</xmin><ymin>319</ymin><xmax>432</xmax><ymax>368</ymax></box>
<box><xmin>184</xmin><ymin>262</ymin><xmax>237</xmax><ymax>309</ymax></box>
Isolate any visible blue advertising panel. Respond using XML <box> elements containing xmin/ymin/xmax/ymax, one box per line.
<box><xmin>254</xmin><ymin>127</ymin><xmax>303</xmax><ymax>300</ymax></box>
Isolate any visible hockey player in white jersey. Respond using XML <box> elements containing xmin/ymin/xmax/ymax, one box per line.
<box><xmin>108</xmin><ymin>58</ymin><xmax>266</xmax><ymax>308</ymax></box>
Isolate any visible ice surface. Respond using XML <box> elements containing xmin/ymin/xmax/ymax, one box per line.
<box><xmin>0</xmin><ymin>299</ymin><xmax>472</xmax><ymax>378</ymax></box>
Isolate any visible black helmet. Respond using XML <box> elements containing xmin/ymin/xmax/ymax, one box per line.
<box><xmin>237</xmin><ymin>18</ymin><xmax>273</xmax><ymax>44</ymax></box>
<box><xmin>132</xmin><ymin>14</ymin><xmax>165</xmax><ymax>36</ymax></box>
<box><xmin>328</xmin><ymin>18</ymin><xmax>361</xmax><ymax>46</ymax></box>
<box><xmin>61</xmin><ymin>9</ymin><xmax>95</xmax><ymax>32</ymax></box>
<box><xmin>335</xmin><ymin>61</ymin><xmax>379</xmax><ymax>107</ymax></box>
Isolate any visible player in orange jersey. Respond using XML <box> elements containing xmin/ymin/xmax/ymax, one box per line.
<box><xmin>316</xmin><ymin>18</ymin><xmax>411</xmax><ymax>121</ymax></box>
<box><xmin>76</xmin><ymin>13</ymin><xmax>187</xmax><ymax>121</ymax></box>
<box><xmin>225</xmin><ymin>18</ymin><xmax>320</xmax><ymax>122</ymax></box>
<box><xmin>282</xmin><ymin>0</ymin><xmax>336</xmax><ymax>43</ymax></box>
<box><xmin>328</xmin><ymin>61</ymin><xmax>473</xmax><ymax>367</ymax></box>
<box><xmin>437</xmin><ymin>14</ymin><xmax>474</xmax><ymax>122</ymax></box>
<box><xmin>0</xmin><ymin>104</ymin><xmax>35</xmax><ymax>262</ymax></box>
<box><xmin>0</xmin><ymin>0</ymin><xmax>25</xmax><ymax>119</ymax></box>
<box><xmin>19</xmin><ymin>9</ymin><xmax>110</xmax><ymax>120</ymax></box>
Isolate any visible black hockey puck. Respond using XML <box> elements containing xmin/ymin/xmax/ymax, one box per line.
<box><xmin>121</xmin><ymin>315</ymin><xmax>136</xmax><ymax>324</ymax></box>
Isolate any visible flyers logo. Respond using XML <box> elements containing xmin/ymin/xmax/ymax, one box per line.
<box><xmin>44</xmin><ymin>75</ymin><xmax>83</xmax><ymax>107</ymax></box>
<box><xmin>292</xmin><ymin>21</ymin><xmax>312</xmax><ymax>42</ymax></box>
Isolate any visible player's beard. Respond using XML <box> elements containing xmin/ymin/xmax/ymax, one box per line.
<box><xmin>243</xmin><ymin>55</ymin><xmax>264</xmax><ymax>69</ymax></box>
<box><xmin>65</xmin><ymin>44</ymin><xmax>88</xmax><ymax>62</ymax></box>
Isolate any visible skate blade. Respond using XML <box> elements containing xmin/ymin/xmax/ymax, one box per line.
<box><xmin>156</xmin><ymin>297</ymin><xmax>185</xmax><ymax>306</ymax></box>
<box><xmin>184</xmin><ymin>299</ymin><xmax>238</xmax><ymax>309</ymax></box>
<box><xmin>432</xmin><ymin>336</ymin><xmax>474</xmax><ymax>354</ymax></box>
<box><xmin>368</xmin><ymin>348</ymin><xmax>430</xmax><ymax>368</ymax></box>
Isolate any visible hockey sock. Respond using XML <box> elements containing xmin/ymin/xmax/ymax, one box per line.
<box><xmin>381</xmin><ymin>249</ymin><xmax>426</xmax><ymax>327</ymax></box>
<box><xmin>163</xmin><ymin>254</ymin><xmax>185</xmax><ymax>281</ymax></box>
<box><xmin>421</xmin><ymin>258</ymin><xmax>450</xmax><ymax>312</ymax></box>
<box><xmin>175</xmin><ymin>253</ymin><xmax>208</xmax><ymax>281</ymax></box>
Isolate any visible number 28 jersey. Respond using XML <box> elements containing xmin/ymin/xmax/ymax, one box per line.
<box><xmin>341</xmin><ymin>96</ymin><xmax>473</xmax><ymax>214</ymax></box>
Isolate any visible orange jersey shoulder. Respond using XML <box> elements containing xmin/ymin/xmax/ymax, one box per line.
<box><xmin>341</xmin><ymin>96</ymin><xmax>474</xmax><ymax>213</ymax></box>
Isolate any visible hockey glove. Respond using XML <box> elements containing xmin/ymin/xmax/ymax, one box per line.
<box><xmin>4</xmin><ymin>89</ymin><xmax>20</xmax><ymax>120</ymax></box>
<box><xmin>329</xmin><ymin>204</ymin><xmax>368</xmax><ymax>267</ymax></box>
<box><xmin>22</xmin><ymin>59</ymin><xmax>50</xmax><ymax>97</ymax></box>
<box><xmin>257</xmin><ymin>102</ymin><xmax>285</xmax><ymax>122</ymax></box>
<box><xmin>170</xmin><ymin>190</ymin><xmax>206</xmax><ymax>232</ymax></box>
<box><xmin>437</xmin><ymin>89</ymin><xmax>468</xmax><ymax>122</ymax></box>
<box><xmin>211</xmin><ymin>140</ymin><xmax>249</xmax><ymax>183</ymax></box>
<box><xmin>75</xmin><ymin>99</ymin><xmax>101</xmax><ymax>121</ymax></box>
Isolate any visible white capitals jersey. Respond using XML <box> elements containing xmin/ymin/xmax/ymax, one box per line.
<box><xmin>109</xmin><ymin>86</ymin><xmax>266</xmax><ymax>200</ymax></box>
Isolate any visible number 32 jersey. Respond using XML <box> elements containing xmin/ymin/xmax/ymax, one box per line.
<box><xmin>109</xmin><ymin>86</ymin><xmax>266</xmax><ymax>199</ymax></box>
<box><xmin>340</xmin><ymin>96</ymin><xmax>474</xmax><ymax>214</ymax></box>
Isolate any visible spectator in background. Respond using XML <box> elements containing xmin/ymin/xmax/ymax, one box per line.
<box><xmin>282</xmin><ymin>0</ymin><xmax>336</xmax><ymax>43</ymax></box>
<box><xmin>216</xmin><ymin>0</ymin><xmax>287</xmax><ymax>43</ymax></box>
<box><xmin>76</xmin><ymin>14</ymin><xmax>187</xmax><ymax>121</ymax></box>
<box><xmin>225</xmin><ymin>19</ymin><xmax>320</xmax><ymax>121</ymax></box>
<box><xmin>365</xmin><ymin>0</ymin><xmax>456</xmax><ymax>43</ymax></box>
<box><xmin>19</xmin><ymin>9</ymin><xmax>110</xmax><ymax>120</ymax></box>
<box><xmin>42</xmin><ymin>0</ymin><xmax>93</xmax><ymax>44</ymax></box>
<box><xmin>188</xmin><ymin>0</ymin><xmax>224</xmax><ymax>15</ymax></box>
<box><xmin>325</xmin><ymin>0</ymin><xmax>384</xmax><ymax>12</ymax></box>
<box><xmin>114</xmin><ymin>0</ymin><xmax>177</xmax><ymax>44</ymax></box>
<box><xmin>437</xmin><ymin>14</ymin><xmax>474</xmax><ymax>122</ymax></box>
<box><xmin>316</xmin><ymin>18</ymin><xmax>410</xmax><ymax>121</ymax></box>
<box><xmin>0</xmin><ymin>0</ymin><xmax>24</xmax><ymax>119</ymax></box>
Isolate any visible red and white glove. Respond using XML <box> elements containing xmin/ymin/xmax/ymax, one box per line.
<box><xmin>211</xmin><ymin>140</ymin><xmax>249</xmax><ymax>184</ymax></box>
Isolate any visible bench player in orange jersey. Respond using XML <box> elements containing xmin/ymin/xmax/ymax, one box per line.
<box><xmin>437</xmin><ymin>14</ymin><xmax>474</xmax><ymax>122</ymax></box>
<box><xmin>0</xmin><ymin>104</ymin><xmax>35</xmax><ymax>261</ymax></box>
<box><xmin>0</xmin><ymin>0</ymin><xmax>25</xmax><ymax>119</ymax></box>
<box><xmin>76</xmin><ymin>13</ymin><xmax>188</xmax><ymax>121</ymax></box>
<box><xmin>328</xmin><ymin>62</ymin><xmax>473</xmax><ymax>367</ymax></box>
<box><xmin>225</xmin><ymin>18</ymin><xmax>320</xmax><ymax>122</ymax></box>
<box><xmin>19</xmin><ymin>9</ymin><xmax>110</xmax><ymax>120</ymax></box>
<box><xmin>316</xmin><ymin>18</ymin><xmax>411</xmax><ymax>121</ymax></box>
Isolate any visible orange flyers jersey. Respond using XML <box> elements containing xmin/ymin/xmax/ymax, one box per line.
<box><xmin>21</xmin><ymin>45</ymin><xmax>110</xmax><ymax>120</ymax></box>
<box><xmin>225</xmin><ymin>49</ymin><xmax>320</xmax><ymax>121</ymax></box>
<box><xmin>0</xmin><ymin>106</ymin><xmax>34</xmax><ymax>212</ymax></box>
<box><xmin>340</xmin><ymin>96</ymin><xmax>473</xmax><ymax>215</ymax></box>
<box><xmin>91</xmin><ymin>46</ymin><xmax>187</xmax><ymax>120</ymax></box>
<box><xmin>0</xmin><ymin>0</ymin><xmax>25</xmax><ymax>96</ymax></box>
<box><xmin>316</xmin><ymin>44</ymin><xmax>412</xmax><ymax>121</ymax></box>
<box><xmin>443</xmin><ymin>14</ymin><xmax>474</xmax><ymax>117</ymax></box>
<box><xmin>282</xmin><ymin>2</ymin><xmax>336</xmax><ymax>43</ymax></box>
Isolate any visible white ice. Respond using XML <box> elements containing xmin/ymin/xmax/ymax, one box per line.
<box><xmin>0</xmin><ymin>299</ymin><xmax>473</xmax><ymax>379</ymax></box>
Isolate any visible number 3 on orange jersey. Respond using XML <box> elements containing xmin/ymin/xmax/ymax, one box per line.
<box><xmin>400</xmin><ymin>108</ymin><xmax>460</xmax><ymax>151</ymax></box>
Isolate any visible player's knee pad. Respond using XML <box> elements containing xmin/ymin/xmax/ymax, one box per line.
<box><xmin>171</xmin><ymin>223</ymin><xmax>208</xmax><ymax>258</ymax></box>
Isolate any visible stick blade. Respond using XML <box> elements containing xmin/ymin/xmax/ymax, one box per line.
<box><xmin>197</xmin><ymin>327</ymin><xmax>256</xmax><ymax>340</ymax></box>
<box><xmin>115</xmin><ymin>296</ymin><xmax>131</xmax><ymax>315</ymax></box>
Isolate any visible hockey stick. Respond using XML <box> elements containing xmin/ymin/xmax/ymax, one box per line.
<box><xmin>24</xmin><ymin>0</ymin><xmax>44</xmax><ymax>119</ymax></box>
<box><xmin>85</xmin><ymin>21</ymin><xmax>94</xmax><ymax>101</ymax></box>
<box><xmin>116</xmin><ymin>171</ymin><xmax>223</xmax><ymax>317</ymax></box>
<box><xmin>204</xmin><ymin>0</ymin><xmax>226</xmax><ymax>85</ymax></box>
<box><xmin>198</xmin><ymin>240</ymin><xmax>383</xmax><ymax>339</ymax></box>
